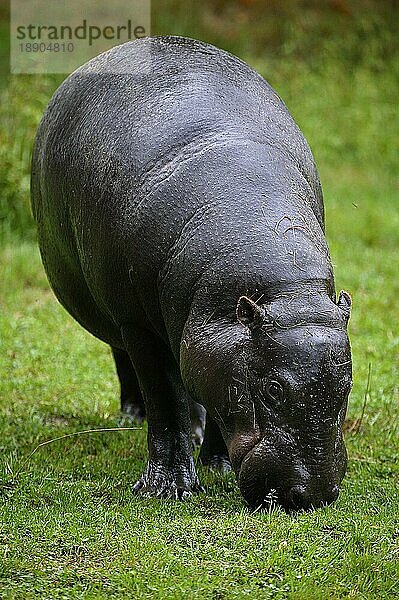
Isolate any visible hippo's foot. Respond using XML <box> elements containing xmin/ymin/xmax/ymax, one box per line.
<box><xmin>199</xmin><ymin>454</ymin><xmax>232</xmax><ymax>474</ymax></box>
<box><xmin>132</xmin><ymin>461</ymin><xmax>205</xmax><ymax>500</ymax></box>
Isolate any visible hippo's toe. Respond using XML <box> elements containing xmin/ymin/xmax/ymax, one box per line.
<box><xmin>132</xmin><ymin>461</ymin><xmax>205</xmax><ymax>500</ymax></box>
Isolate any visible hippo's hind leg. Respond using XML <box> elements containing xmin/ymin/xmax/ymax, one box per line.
<box><xmin>190</xmin><ymin>400</ymin><xmax>206</xmax><ymax>447</ymax></box>
<box><xmin>121</xmin><ymin>323</ymin><xmax>204</xmax><ymax>500</ymax></box>
<box><xmin>111</xmin><ymin>347</ymin><xmax>146</xmax><ymax>421</ymax></box>
<box><xmin>199</xmin><ymin>414</ymin><xmax>232</xmax><ymax>473</ymax></box>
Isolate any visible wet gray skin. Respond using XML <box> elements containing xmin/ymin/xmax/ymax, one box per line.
<box><xmin>31</xmin><ymin>36</ymin><xmax>352</xmax><ymax>511</ymax></box>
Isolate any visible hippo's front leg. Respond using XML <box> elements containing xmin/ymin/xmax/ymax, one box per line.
<box><xmin>121</xmin><ymin>324</ymin><xmax>204</xmax><ymax>500</ymax></box>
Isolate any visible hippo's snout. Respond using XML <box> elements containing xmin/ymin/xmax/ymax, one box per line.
<box><xmin>237</xmin><ymin>433</ymin><xmax>346</xmax><ymax>512</ymax></box>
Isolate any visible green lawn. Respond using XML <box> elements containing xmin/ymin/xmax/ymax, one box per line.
<box><xmin>1</xmin><ymin>1</ymin><xmax>398</xmax><ymax>598</ymax></box>
<box><xmin>2</xmin><ymin>167</ymin><xmax>398</xmax><ymax>599</ymax></box>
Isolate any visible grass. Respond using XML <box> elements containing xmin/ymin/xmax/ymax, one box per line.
<box><xmin>2</xmin><ymin>169</ymin><xmax>398</xmax><ymax>599</ymax></box>
<box><xmin>1</xmin><ymin>1</ymin><xmax>398</xmax><ymax>598</ymax></box>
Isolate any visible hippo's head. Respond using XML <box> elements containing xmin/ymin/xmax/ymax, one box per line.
<box><xmin>181</xmin><ymin>289</ymin><xmax>352</xmax><ymax>512</ymax></box>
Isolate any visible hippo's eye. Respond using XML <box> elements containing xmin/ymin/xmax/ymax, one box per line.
<box><xmin>265</xmin><ymin>380</ymin><xmax>284</xmax><ymax>403</ymax></box>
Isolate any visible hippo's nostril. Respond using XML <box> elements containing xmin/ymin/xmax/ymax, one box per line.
<box><xmin>287</xmin><ymin>485</ymin><xmax>311</xmax><ymax>510</ymax></box>
<box><xmin>286</xmin><ymin>484</ymin><xmax>340</xmax><ymax>511</ymax></box>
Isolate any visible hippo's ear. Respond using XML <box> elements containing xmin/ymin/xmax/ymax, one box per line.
<box><xmin>337</xmin><ymin>290</ymin><xmax>352</xmax><ymax>319</ymax></box>
<box><xmin>236</xmin><ymin>296</ymin><xmax>272</xmax><ymax>330</ymax></box>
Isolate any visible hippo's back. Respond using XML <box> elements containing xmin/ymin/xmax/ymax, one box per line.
<box><xmin>31</xmin><ymin>36</ymin><xmax>324</xmax><ymax>350</ymax></box>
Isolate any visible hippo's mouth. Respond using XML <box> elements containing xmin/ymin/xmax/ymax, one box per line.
<box><xmin>237</xmin><ymin>439</ymin><xmax>283</xmax><ymax>508</ymax></box>
<box><xmin>236</xmin><ymin>435</ymin><xmax>344</xmax><ymax>512</ymax></box>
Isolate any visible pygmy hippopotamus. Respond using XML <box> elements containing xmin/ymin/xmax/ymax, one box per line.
<box><xmin>31</xmin><ymin>36</ymin><xmax>352</xmax><ymax>511</ymax></box>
